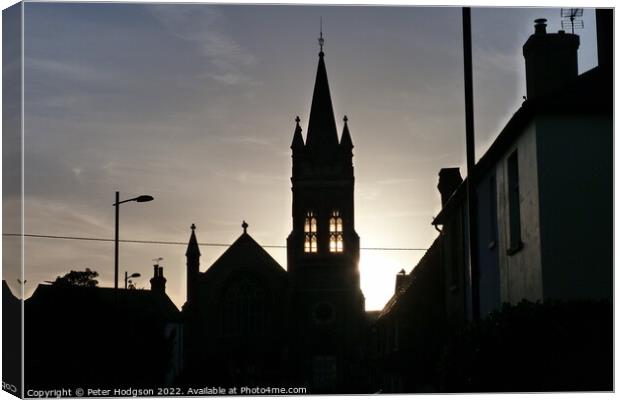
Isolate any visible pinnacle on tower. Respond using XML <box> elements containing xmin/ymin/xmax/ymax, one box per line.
<box><xmin>186</xmin><ymin>223</ymin><xmax>201</xmax><ymax>257</ymax></box>
<box><xmin>340</xmin><ymin>115</ymin><xmax>353</xmax><ymax>151</ymax></box>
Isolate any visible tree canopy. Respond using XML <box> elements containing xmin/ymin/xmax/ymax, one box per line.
<box><xmin>52</xmin><ymin>268</ymin><xmax>99</xmax><ymax>288</ymax></box>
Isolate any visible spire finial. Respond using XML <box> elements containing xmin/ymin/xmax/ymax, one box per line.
<box><xmin>191</xmin><ymin>223</ymin><xmax>196</xmax><ymax>231</ymax></box>
<box><xmin>295</xmin><ymin>115</ymin><xmax>300</xmax><ymax>125</ymax></box>
<box><xmin>242</xmin><ymin>220</ymin><xmax>248</xmax><ymax>233</ymax></box>
<box><xmin>318</xmin><ymin>17</ymin><xmax>324</xmax><ymax>55</ymax></box>
<box><xmin>343</xmin><ymin>115</ymin><xmax>348</xmax><ymax>123</ymax></box>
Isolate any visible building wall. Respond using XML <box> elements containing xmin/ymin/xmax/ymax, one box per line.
<box><xmin>496</xmin><ymin>122</ymin><xmax>543</xmax><ymax>304</ymax></box>
<box><xmin>372</xmin><ymin>238</ymin><xmax>445</xmax><ymax>393</ymax></box>
<box><xmin>475</xmin><ymin>171</ymin><xmax>501</xmax><ymax>317</ymax></box>
<box><xmin>441</xmin><ymin>206</ymin><xmax>468</xmax><ymax>325</ymax></box>
<box><xmin>535</xmin><ymin>114</ymin><xmax>613</xmax><ymax>301</ymax></box>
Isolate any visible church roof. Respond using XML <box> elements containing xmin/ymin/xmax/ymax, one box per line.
<box><xmin>203</xmin><ymin>230</ymin><xmax>286</xmax><ymax>280</ymax></box>
<box><xmin>305</xmin><ymin>50</ymin><xmax>339</xmax><ymax>158</ymax></box>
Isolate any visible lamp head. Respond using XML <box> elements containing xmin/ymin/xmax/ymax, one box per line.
<box><xmin>135</xmin><ymin>195</ymin><xmax>154</xmax><ymax>203</ymax></box>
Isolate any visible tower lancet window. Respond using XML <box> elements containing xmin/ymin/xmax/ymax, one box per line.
<box><xmin>304</xmin><ymin>211</ymin><xmax>318</xmax><ymax>253</ymax></box>
<box><xmin>329</xmin><ymin>211</ymin><xmax>344</xmax><ymax>252</ymax></box>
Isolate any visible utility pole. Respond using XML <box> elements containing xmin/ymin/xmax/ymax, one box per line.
<box><xmin>462</xmin><ymin>7</ymin><xmax>480</xmax><ymax>321</ymax></box>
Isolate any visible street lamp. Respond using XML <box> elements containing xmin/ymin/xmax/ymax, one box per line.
<box><xmin>124</xmin><ymin>272</ymin><xmax>141</xmax><ymax>289</ymax></box>
<box><xmin>113</xmin><ymin>191</ymin><xmax>154</xmax><ymax>290</ymax></box>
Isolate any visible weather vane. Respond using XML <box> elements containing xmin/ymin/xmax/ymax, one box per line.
<box><xmin>318</xmin><ymin>17</ymin><xmax>324</xmax><ymax>53</ymax></box>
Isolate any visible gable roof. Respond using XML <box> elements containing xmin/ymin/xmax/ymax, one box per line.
<box><xmin>26</xmin><ymin>284</ymin><xmax>180</xmax><ymax>320</ymax></box>
<box><xmin>433</xmin><ymin>66</ymin><xmax>611</xmax><ymax>225</ymax></box>
<box><xmin>202</xmin><ymin>232</ymin><xmax>287</xmax><ymax>280</ymax></box>
<box><xmin>378</xmin><ymin>236</ymin><xmax>442</xmax><ymax>320</ymax></box>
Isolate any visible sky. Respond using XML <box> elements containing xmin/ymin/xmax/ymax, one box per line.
<box><xmin>3</xmin><ymin>3</ymin><xmax>598</xmax><ymax>310</ymax></box>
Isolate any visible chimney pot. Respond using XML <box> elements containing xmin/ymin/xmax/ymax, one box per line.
<box><xmin>534</xmin><ymin>18</ymin><xmax>547</xmax><ymax>34</ymax></box>
<box><xmin>395</xmin><ymin>270</ymin><xmax>408</xmax><ymax>293</ymax></box>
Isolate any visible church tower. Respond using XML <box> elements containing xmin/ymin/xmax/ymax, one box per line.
<box><xmin>287</xmin><ymin>30</ymin><xmax>366</xmax><ymax>393</ymax></box>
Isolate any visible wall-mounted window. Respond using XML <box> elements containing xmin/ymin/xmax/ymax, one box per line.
<box><xmin>489</xmin><ymin>175</ymin><xmax>498</xmax><ymax>249</ymax></box>
<box><xmin>329</xmin><ymin>211</ymin><xmax>343</xmax><ymax>252</ymax></box>
<box><xmin>312</xmin><ymin>356</ymin><xmax>337</xmax><ymax>389</ymax></box>
<box><xmin>221</xmin><ymin>278</ymin><xmax>266</xmax><ymax>337</ymax></box>
<box><xmin>507</xmin><ymin>151</ymin><xmax>523</xmax><ymax>254</ymax></box>
<box><xmin>304</xmin><ymin>211</ymin><xmax>318</xmax><ymax>253</ymax></box>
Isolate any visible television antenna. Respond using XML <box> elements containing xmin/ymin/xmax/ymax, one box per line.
<box><xmin>153</xmin><ymin>257</ymin><xmax>164</xmax><ymax>266</ymax></box>
<box><xmin>561</xmin><ymin>8</ymin><xmax>584</xmax><ymax>34</ymax></box>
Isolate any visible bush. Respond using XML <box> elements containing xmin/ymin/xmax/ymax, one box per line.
<box><xmin>438</xmin><ymin>299</ymin><xmax>612</xmax><ymax>392</ymax></box>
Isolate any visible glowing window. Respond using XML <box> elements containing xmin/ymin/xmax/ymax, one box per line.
<box><xmin>304</xmin><ymin>212</ymin><xmax>318</xmax><ymax>253</ymax></box>
<box><xmin>329</xmin><ymin>211</ymin><xmax>343</xmax><ymax>253</ymax></box>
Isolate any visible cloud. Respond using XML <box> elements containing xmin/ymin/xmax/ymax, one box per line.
<box><xmin>148</xmin><ymin>5</ymin><xmax>257</xmax><ymax>86</ymax></box>
<box><xmin>218</xmin><ymin>135</ymin><xmax>272</xmax><ymax>147</ymax></box>
<box><xmin>25</xmin><ymin>57</ymin><xmax>115</xmax><ymax>83</ymax></box>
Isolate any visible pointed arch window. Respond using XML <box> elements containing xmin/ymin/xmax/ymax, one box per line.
<box><xmin>304</xmin><ymin>211</ymin><xmax>318</xmax><ymax>253</ymax></box>
<box><xmin>221</xmin><ymin>278</ymin><xmax>266</xmax><ymax>337</ymax></box>
<box><xmin>329</xmin><ymin>211</ymin><xmax>344</xmax><ymax>253</ymax></box>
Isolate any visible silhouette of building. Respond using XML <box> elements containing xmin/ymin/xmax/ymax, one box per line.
<box><xmin>18</xmin><ymin>12</ymin><xmax>613</xmax><ymax>394</ymax></box>
<box><xmin>181</xmin><ymin>37</ymin><xmax>369</xmax><ymax>393</ymax></box>
<box><xmin>432</xmin><ymin>13</ymin><xmax>612</xmax><ymax>318</ymax></box>
<box><xmin>370</xmin><ymin>10</ymin><xmax>612</xmax><ymax>393</ymax></box>
<box><xmin>182</xmin><ymin>224</ymin><xmax>289</xmax><ymax>386</ymax></box>
<box><xmin>2</xmin><ymin>281</ymin><xmax>21</xmax><ymax>396</ymax></box>
<box><xmin>371</xmin><ymin>239</ymin><xmax>445</xmax><ymax>392</ymax></box>
<box><xmin>286</xmin><ymin>40</ymin><xmax>367</xmax><ymax>393</ymax></box>
<box><xmin>25</xmin><ymin>267</ymin><xmax>181</xmax><ymax>389</ymax></box>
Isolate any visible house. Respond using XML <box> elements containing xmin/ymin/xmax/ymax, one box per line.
<box><xmin>371</xmin><ymin>238</ymin><xmax>445</xmax><ymax>393</ymax></box>
<box><xmin>433</xmin><ymin>11</ymin><xmax>612</xmax><ymax>318</ymax></box>
<box><xmin>2</xmin><ymin>281</ymin><xmax>21</xmax><ymax>396</ymax></box>
<box><xmin>370</xmin><ymin>9</ymin><xmax>612</xmax><ymax>392</ymax></box>
<box><xmin>25</xmin><ymin>266</ymin><xmax>181</xmax><ymax>389</ymax></box>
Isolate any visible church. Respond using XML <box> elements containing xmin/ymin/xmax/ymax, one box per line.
<box><xmin>180</xmin><ymin>34</ymin><xmax>371</xmax><ymax>393</ymax></box>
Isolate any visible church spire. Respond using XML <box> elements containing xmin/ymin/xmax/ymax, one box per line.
<box><xmin>305</xmin><ymin>27</ymin><xmax>339</xmax><ymax>158</ymax></box>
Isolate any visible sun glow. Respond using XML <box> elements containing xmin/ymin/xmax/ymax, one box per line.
<box><xmin>359</xmin><ymin>251</ymin><xmax>407</xmax><ymax>311</ymax></box>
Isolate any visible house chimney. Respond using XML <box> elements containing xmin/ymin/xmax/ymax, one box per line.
<box><xmin>595</xmin><ymin>9</ymin><xmax>612</xmax><ymax>72</ymax></box>
<box><xmin>523</xmin><ymin>18</ymin><xmax>580</xmax><ymax>99</ymax></box>
<box><xmin>150</xmin><ymin>264</ymin><xmax>167</xmax><ymax>294</ymax></box>
<box><xmin>395</xmin><ymin>269</ymin><xmax>407</xmax><ymax>293</ymax></box>
<box><xmin>438</xmin><ymin>168</ymin><xmax>463</xmax><ymax>206</ymax></box>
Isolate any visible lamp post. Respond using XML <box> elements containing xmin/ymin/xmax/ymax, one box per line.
<box><xmin>113</xmin><ymin>191</ymin><xmax>154</xmax><ymax>290</ymax></box>
<box><xmin>124</xmin><ymin>272</ymin><xmax>141</xmax><ymax>289</ymax></box>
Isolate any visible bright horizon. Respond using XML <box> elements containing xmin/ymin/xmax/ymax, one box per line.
<box><xmin>3</xmin><ymin>4</ymin><xmax>598</xmax><ymax>311</ymax></box>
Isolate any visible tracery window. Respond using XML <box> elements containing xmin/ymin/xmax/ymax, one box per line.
<box><xmin>329</xmin><ymin>211</ymin><xmax>343</xmax><ymax>253</ymax></box>
<box><xmin>221</xmin><ymin>278</ymin><xmax>266</xmax><ymax>337</ymax></box>
<box><xmin>304</xmin><ymin>211</ymin><xmax>318</xmax><ymax>253</ymax></box>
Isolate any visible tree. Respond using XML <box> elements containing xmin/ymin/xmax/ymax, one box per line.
<box><xmin>52</xmin><ymin>268</ymin><xmax>99</xmax><ymax>288</ymax></box>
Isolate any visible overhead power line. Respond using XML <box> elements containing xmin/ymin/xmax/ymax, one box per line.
<box><xmin>2</xmin><ymin>233</ymin><xmax>428</xmax><ymax>252</ymax></box>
